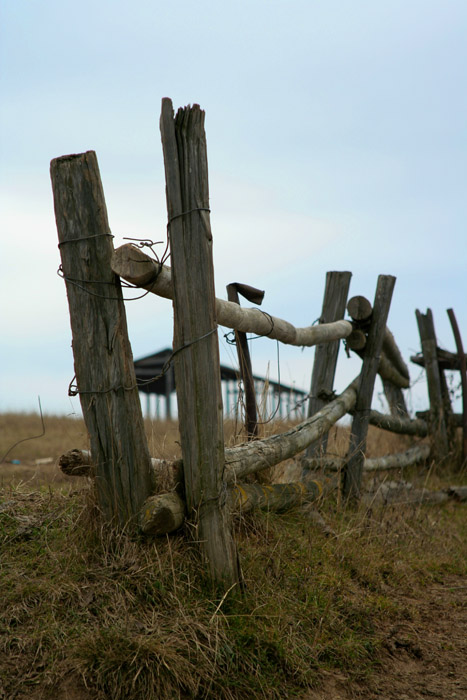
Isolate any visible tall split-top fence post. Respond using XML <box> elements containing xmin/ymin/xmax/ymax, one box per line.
<box><xmin>50</xmin><ymin>151</ymin><xmax>154</xmax><ymax>527</ymax></box>
<box><xmin>343</xmin><ymin>275</ymin><xmax>396</xmax><ymax>500</ymax></box>
<box><xmin>160</xmin><ymin>99</ymin><xmax>240</xmax><ymax>587</ymax></box>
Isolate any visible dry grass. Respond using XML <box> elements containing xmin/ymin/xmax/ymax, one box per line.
<box><xmin>1</xmin><ymin>412</ymin><xmax>466</xmax><ymax>699</ymax></box>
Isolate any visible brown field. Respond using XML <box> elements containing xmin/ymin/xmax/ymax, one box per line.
<box><xmin>1</xmin><ymin>412</ymin><xmax>465</xmax><ymax>700</ymax></box>
<box><xmin>0</xmin><ymin>411</ymin><xmax>414</xmax><ymax>489</ymax></box>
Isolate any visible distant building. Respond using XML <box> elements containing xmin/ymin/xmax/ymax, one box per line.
<box><xmin>134</xmin><ymin>348</ymin><xmax>308</xmax><ymax>421</ymax></box>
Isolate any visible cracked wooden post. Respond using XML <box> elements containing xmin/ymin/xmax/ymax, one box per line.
<box><xmin>343</xmin><ymin>275</ymin><xmax>396</xmax><ymax>500</ymax></box>
<box><xmin>50</xmin><ymin>151</ymin><xmax>154</xmax><ymax>527</ymax></box>
<box><xmin>305</xmin><ymin>271</ymin><xmax>352</xmax><ymax>462</ymax></box>
<box><xmin>160</xmin><ymin>99</ymin><xmax>240</xmax><ymax>587</ymax></box>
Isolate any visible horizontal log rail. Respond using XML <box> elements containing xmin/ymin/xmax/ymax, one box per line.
<box><xmin>139</xmin><ymin>476</ymin><xmax>336</xmax><ymax>536</ymax></box>
<box><xmin>301</xmin><ymin>444</ymin><xmax>430</xmax><ymax>473</ymax></box>
<box><xmin>59</xmin><ymin>377</ymin><xmax>359</xmax><ymax>485</ymax></box>
<box><xmin>112</xmin><ymin>244</ymin><xmax>353</xmax><ymax>347</ymax></box>
<box><xmin>416</xmin><ymin>410</ymin><xmax>463</xmax><ymax>428</ymax></box>
<box><xmin>59</xmin><ymin>449</ymin><xmax>181</xmax><ymax>489</ymax></box>
<box><xmin>411</xmin><ymin>348</ymin><xmax>467</xmax><ymax>371</ymax></box>
<box><xmin>367</xmin><ymin>410</ymin><xmax>428</xmax><ymax>436</ymax></box>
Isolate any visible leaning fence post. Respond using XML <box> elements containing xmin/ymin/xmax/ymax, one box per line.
<box><xmin>50</xmin><ymin>151</ymin><xmax>154</xmax><ymax>526</ymax></box>
<box><xmin>343</xmin><ymin>275</ymin><xmax>396</xmax><ymax>499</ymax></box>
<box><xmin>226</xmin><ymin>283</ymin><xmax>265</xmax><ymax>439</ymax></box>
<box><xmin>305</xmin><ymin>271</ymin><xmax>352</xmax><ymax>461</ymax></box>
<box><xmin>415</xmin><ymin>309</ymin><xmax>450</xmax><ymax>462</ymax></box>
<box><xmin>160</xmin><ymin>99</ymin><xmax>239</xmax><ymax>587</ymax></box>
<box><xmin>447</xmin><ymin>308</ymin><xmax>467</xmax><ymax>463</ymax></box>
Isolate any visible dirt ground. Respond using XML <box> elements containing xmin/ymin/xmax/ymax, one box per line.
<box><xmin>303</xmin><ymin>574</ymin><xmax>466</xmax><ymax>700</ymax></box>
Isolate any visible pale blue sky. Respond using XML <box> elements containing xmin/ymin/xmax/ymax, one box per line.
<box><xmin>1</xmin><ymin>0</ymin><xmax>466</xmax><ymax>415</ymax></box>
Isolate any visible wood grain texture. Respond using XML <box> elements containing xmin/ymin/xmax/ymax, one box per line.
<box><xmin>228</xmin><ymin>378</ymin><xmax>359</xmax><ymax>482</ymax></box>
<box><xmin>226</xmin><ymin>283</ymin><xmax>259</xmax><ymax>438</ymax></box>
<box><xmin>367</xmin><ymin>409</ymin><xmax>428</xmax><ymax>436</ymax></box>
<box><xmin>416</xmin><ymin>309</ymin><xmax>449</xmax><ymax>460</ymax></box>
<box><xmin>111</xmin><ymin>244</ymin><xmax>353</xmax><ymax>347</ymax></box>
<box><xmin>343</xmin><ymin>275</ymin><xmax>396</xmax><ymax>499</ymax></box>
<box><xmin>51</xmin><ymin>151</ymin><xmax>153</xmax><ymax>526</ymax></box>
<box><xmin>305</xmin><ymin>271</ymin><xmax>352</xmax><ymax>458</ymax></box>
<box><xmin>160</xmin><ymin>99</ymin><xmax>239</xmax><ymax>586</ymax></box>
<box><xmin>302</xmin><ymin>444</ymin><xmax>430</xmax><ymax>473</ymax></box>
<box><xmin>139</xmin><ymin>478</ymin><xmax>327</xmax><ymax>536</ymax></box>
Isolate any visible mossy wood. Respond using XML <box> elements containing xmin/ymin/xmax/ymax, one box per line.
<box><xmin>305</xmin><ymin>271</ymin><xmax>352</xmax><ymax>459</ymax></box>
<box><xmin>343</xmin><ymin>275</ymin><xmax>396</xmax><ymax>499</ymax></box>
<box><xmin>50</xmin><ymin>151</ymin><xmax>153</xmax><ymax>526</ymax></box>
<box><xmin>160</xmin><ymin>99</ymin><xmax>239</xmax><ymax>586</ymax></box>
<box><xmin>139</xmin><ymin>479</ymin><xmax>327</xmax><ymax>536</ymax></box>
<box><xmin>111</xmin><ymin>244</ymin><xmax>354</xmax><ymax>347</ymax></box>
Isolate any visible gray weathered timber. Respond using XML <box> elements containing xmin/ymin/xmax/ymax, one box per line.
<box><xmin>302</xmin><ymin>443</ymin><xmax>430</xmax><ymax>473</ymax></box>
<box><xmin>367</xmin><ymin>409</ymin><xmax>428</xmax><ymax>436</ymax></box>
<box><xmin>139</xmin><ymin>477</ymin><xmax>329</xmax><ymax>536</ymax></box>
<box><xmin>447</xmin><ymin>308</ymin><xmax>467</xmax><ymax>461</ymax></box>
<box><xmin>343</xmin><ymin>275</ymin><xmax>396</xmax><ymax>499</ymax></box>
<box><xmin>382</xmin><ymin>327</ymin><xmax>410</xmax><ymax>381</ymax></box>
<box><xmin>347</xmin><ymin>295</ymin><xmax>410</xmax><ymax>385</ymax></box>
<box><xmin>411</xmin><ymin>347</ymin><xmax>467</xmax><ymax>371</ymax></box>
<box><xmin>305</xmin><ymin>271</ymin><xmax>352</xmax><ymax>459</ymax></box>
<box><xmin>59</xmin><ymin>448</ymin><xmax>182</xmax><ymax>491</ymax></box>
<box><xmin>225</xmin><ymin>378</ymin><xmax>359</xmax><ymax>482</ymax></box>
<box><xmin>347</xmin><ymin>295</ymin><xmax>372</xmax><ymax>321</ymax></box>
<box><xmin>415</xmin><ymin>309</ymin><xmax>449</xmax><ymax>461</ymax></box>
<box><xmin>111</xmin><ymin>244</ymin><xmax>353</xmax><ymax>347</ymax></box>
<box><xmin>160</xmin><ymin>99</ymin><xmax>239</xmax><ymax>586</ymax></box>
<box><xmin>226</xmin><ymin>283</ymin><xmax>264</xmax><ymax>438</ymax></box>
<box><xmin>381</xmin><ymin>380</ymin><xmax>409</xmax><ymax>417</ymax></box>
<box><xmin>60</xmin><ymin>377</ymin><xmax>359</xmax><ymax>495</ymax></box>
<box><xmin>51</xmin><ymin>151</ymin><xmax>153</xmax><ymax>526</ymax></box>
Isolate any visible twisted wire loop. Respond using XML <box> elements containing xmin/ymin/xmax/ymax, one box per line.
<box><xmin>68</xmin><ymin>328</ymin><xmax>218</xmax><ymax>398</ymax></box>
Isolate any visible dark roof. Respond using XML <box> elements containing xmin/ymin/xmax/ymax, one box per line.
<box><xmin>134</xmin><ymin>348</ymin><xmax>306</xmax><ymax>396</ymax></box>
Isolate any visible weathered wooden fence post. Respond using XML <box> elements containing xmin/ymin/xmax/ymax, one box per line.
<box><xmin>226</xmin><ymin>283</ymin><xmax>265</xmax><ymax>439</ymax></box>
<box><xmin>50</xmin><ymin>151</ymin><xmax>154</xmax><ymax>526</ymax></box>
<box><xmin>305</xmin><ymin>271</ymin><xmax>352</xmax><ymax>461</ymax></box>
<box><xmin>160</xmin><ymin>99</ymin><xmax>240</xmax><ymax>587</ymax></box>
<box><xmin>347</xmin><ymin>296</ymin><xmax>410</xmax><ymax>416</ymax></box>
<box><xmin>343</xmin><ymin>275</ymin><xmax>396</xmax><ymax>499</ymax></box>
<box><xmin>447</xmin><ymin>308</ymin><xmax>467</xmax><ymax>463</ymax></box>
<box><xmin>415</xmin><ymin>309</ymin><xmax>450</xmax><ymax>462</ymax></box>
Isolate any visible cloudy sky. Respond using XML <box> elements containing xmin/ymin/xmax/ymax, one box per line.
<box><xmin>1</xmin><ymin>0</ymin><xmax>466</xmax><ymax>418</ymax></box>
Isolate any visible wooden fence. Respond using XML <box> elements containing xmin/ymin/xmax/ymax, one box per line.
<box><xmin>52</xmin><ymin>99</ymin><xmax>466</xmax><ymax>588</ymax></box>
